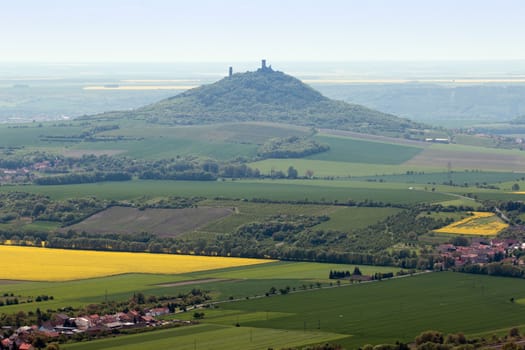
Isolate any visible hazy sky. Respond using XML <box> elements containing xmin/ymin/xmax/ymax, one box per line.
<box><xmin>1</xmin><ymin>0</ymin><xmax>524</xmax><ymax>62</ymax></box>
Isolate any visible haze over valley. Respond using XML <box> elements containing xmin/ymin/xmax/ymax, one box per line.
<box><xmin>3</xmin><ymin>60</ymin><xmax>525</xmax><ymax>128</ymax></box>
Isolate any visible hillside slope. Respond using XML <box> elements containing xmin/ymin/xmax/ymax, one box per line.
<box><xmin>90</xmin><ymin>64</ymin><xmax>426</xmax><ymax>136</ymax></box>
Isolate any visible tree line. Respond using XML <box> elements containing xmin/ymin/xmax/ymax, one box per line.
<box><xmin>257</xmin><ymin>136</ymin><xmax>330</xmax><ymax>159</ymax></box>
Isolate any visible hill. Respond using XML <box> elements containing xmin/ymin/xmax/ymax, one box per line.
<box><xmin>89</xmin><ymin>62</ymin><xmax>426</xmax><ymax>136</ymax></box>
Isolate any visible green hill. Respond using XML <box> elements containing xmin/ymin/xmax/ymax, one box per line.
<box><xmin>89</xmin><ymin>63</ymin><xmax>426</xmax><ymax>136</ymax></box>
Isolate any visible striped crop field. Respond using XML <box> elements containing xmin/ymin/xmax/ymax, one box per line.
<box><xmin>434</xmin><ymin>212</ymin><xmax>508</xmax><ymax>236</ymax></box>
<box><xmin>0</xmin><ymin>245</ymin><xmax>272</xmax><ymax>281</ymax></box>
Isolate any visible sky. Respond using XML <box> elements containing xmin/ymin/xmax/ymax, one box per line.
<box><xmin>1</xmin><ymin>0</ymin><xmax>525</xmax><ymax>63</ymax></box>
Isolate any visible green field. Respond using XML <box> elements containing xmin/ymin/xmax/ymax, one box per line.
<box><xmin>0</xmin><ymin>220</ymin><xmax>61</xmax><ymax>233</ymax></box>
<box><xmin>249</xmin><ymin>158</ymin><xmax>442</xmax><ymax>177</ymax></box>
<box><xmin>62</xmin><ymin>324</ymin><xmax>347</xmax><ymax>350</ymax></box>
<box><xmin>0</xmin><ymin>122</ymin><xmax>312</xmax><ymax>161</ymax></box>
<box><xmin>435</xmin><ymin>198</ymin><xmax>482</xmax><ymax>208</ymax></box>
<box><xmin>251</xmin><ymin>138</ymin><xmax>525</xmax><ymax>178</ymax></box>
<box><xmin>307</xmin><ymin>135</ymin><xmax>423</xmax><ymax>164</ymax></box>
<box><xmin>215</xmin><ymin>272</ymin><xmax>525</xmax><ymax>347</ymax></box>
<box><xmin>0</xmin><ymin>124</ymin><xmax>84</xmax><ymax>148</ymax></box>
<box><xmin>43</xmin><ymin>272</ymin><xmax>525</xmax><ymax>349</ymax></box>
<box><xmin>313</xmin><ymin>207</ymin><xmax>402</xmax><ymax>231</ymax></box>
<box><xmin>355</xmin><ymin>171</ymin><xmax>524</xmax><ymax>186</ymax></box>
<box><xmin>185</xmin><ymin>261</ymin><xmax>399</xmax><ymax>281</ymax></box>
<box><xmin>0</xmin><ymin>122</ymin><xmax>306</xmax><ymax>161</ymax></box>
<box><xmin>0</xmin><ymin>274</ymin><xmax>188</xmax><ymax>313</ymax></box>
<box><xmin>68</xmin><ymin>137</ymin><xmax>258</xmax><ymax>160</ymax></box>
<box><xmin>0</xmin><ymin>179</ymin><xmax>454</xmax><ymax>204</ymax></box>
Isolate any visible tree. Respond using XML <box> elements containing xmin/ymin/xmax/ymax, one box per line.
<box><xmin>193</xmin><ymin>312</ymin><xmax>205</xmax><ymax>319</ymax></box>
<box><xmin>46</xmin><ymin>343</ymin><xmax>60</xmax><ymax>350</ymax></box>
<box><xmin>509</xmin><ymin>327</ymin><xmax>520</xmax><ymax>338</ymax></box>
<box><xmin>305</xmin><ymin>169</ymin><xmax>314</xmax><ymax>178</ymax></box>
<box><xmin>33</xmin><ymin>336</ymin><xmax>47</xmax><ymax>350</ymax></box>
<box><xmin>512</xmin><ymin>183</ymin><xmax>520</xmax><ymax>191</ymax></box>
<box><xmin>32</xmin><ymin>203</ymin><xmax>47</xmax><ymax>218</ymax></box>
<box><xmin>502</xmin><ymin>342</ymin><xmax>519</xmax><ymax>350</ymax></box>
<box><xmin>451</xmin><ymin>236</ymin><xmax>469</xmax><ymax>247</ymax></box>
<box><xmin>445</xmin><ymin>333</ymin><xmax>466</xmax><ymax>345</ymax></box>
<box><xmin>287</xmin><ymin>166</ymin><xmax>298</xmax><ymax>179</ymax></box>
<box><xmin>147</xmin><ymin>242</ymin><xmax>163</xmax><ymax>253</ymax></box>
<box><xmin>353</xmin><ymin>266</ymin><xmax>362</xmax><ymax>276</ymax></box>
<box><xmin>135</xmin><ymin>292</ymin><xmax>145</xmax><ymax>304</ymax></box>
<box><xmin>415</xmin><ymin>330</ymin><xmax>444</xmax><ymax>345</ymax></box>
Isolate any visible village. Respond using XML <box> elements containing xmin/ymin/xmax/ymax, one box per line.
<box><xmin>437</xmin><ymin>238</ymin><xmax>525</xmax><ymax>268</ymax></box>
<box><xmin>0</xmin><ymin>305</ymin><xmax>195</xmax><ymax>350</ymax></box>
<box><xmin>0</xmin><ymin>160</ymin><xmax>52</xmax><ymax>185</ymax></box>
<box><xmin>0</xmin><ymin>288</ymin><xmax>210</xmax><ymax>350</ymax></box>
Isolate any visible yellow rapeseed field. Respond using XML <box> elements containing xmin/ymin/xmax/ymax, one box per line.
<box><xmin>434</xmin><ymin>211</ymin><xmax>508</xmax><ymax>236</ymax></box>
<box><xmin>0</xmin><ymin>245</ymin><xmax>273</xmax><ymax>281</ymax></box>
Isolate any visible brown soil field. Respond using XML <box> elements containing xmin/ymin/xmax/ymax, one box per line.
<box><xmin>65</xmin><ymin>206</ymin><xmax>234</xmax><ymax>237</ymax></box>
<box><xmin>318</xmin><ymin>128</ymin><xmax>429</xmax><ymax>147</ymax></box>
<box><xmin>404</xmin><ymin>148</ymin><xmax>525</xmax><ymax>171</ymax></box>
